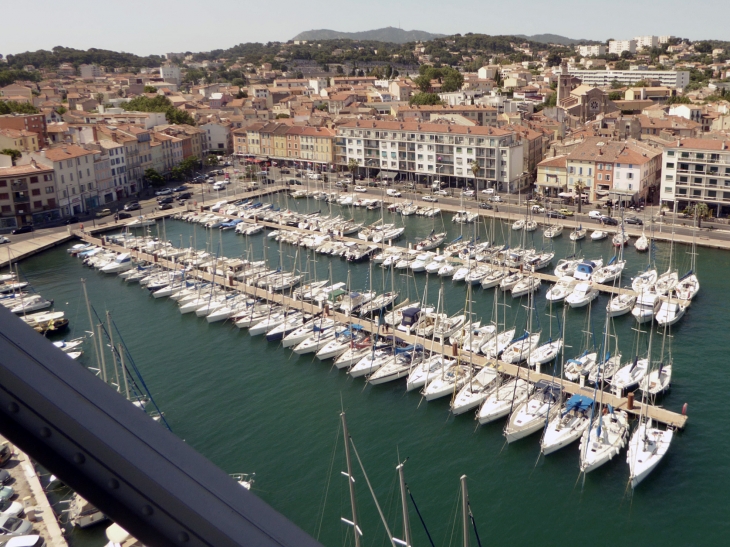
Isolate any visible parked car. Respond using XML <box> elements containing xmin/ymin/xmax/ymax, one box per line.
<box><xmin>431</xmin><ymin>180</ymin><xmax>445</xmax><ymax>188</ymax></box>
<box><xmin>434</xmin><ymin>189</ymin><xmax>449</xmax><ymax>196</ymax></box>
<box><xmin>462</xmin><ymin>189</ymin><xmax>475</xmax><ymax>197</ymax></box>
<box><xmin>172</xmin><ymin>185</ymin><xmax>188</xmax><ymax>192</ymax></box>
<box><xmin>479</xmin><ymin>202</ymin><xmax>494</xmax><ymax>210</ymax></box>
<box><xmin>124</xmin><ymin>202</ymin><xmax>141</xmax><ymax>211</ymax></box>
<box><xmin>96</xmin><ymin>209</ymin><xmax>112</xmax><ymax>218</ymax></box>
<box><xmin>481</xmin><ymin>188</ymin><xmax>495</xmax><ymax>195</ymax></box>
<box><xmin>0</xmin><ymin>516</ymin><xmax>33</xmax><ymax>537</ymax></box>
<box><xmin>177</xmin><ymin>192</ymin><xmax>193</xmax><ymax>200</ymax></box>
<box><xmin>354</xmin><ymin>185</ymin><xmax>367</xmax><ymax>193</ymax></box>
<box><xmin>488</xmin><ymin>195</ymin><xmax>502</xmax><ymax>202</ymax></box>
<box><xmin>10</xmin><ymin>226</ymin><xmax>33</xmax><ymax>235</ymax></box>
<box><xmin>0</xmin><ymin>499</ymin><xmax>23</xmax><ymax>519</ymax></box>
<box><xmin>0</xmin><ymin>535</ymin><xmax>45</xmax><ymax>547</ymax></box>
<box><xmin>0</xmin><ymin>237</ymin><xmax>8</xmax><ymax>245</ymax></box>
<box><xmin>422</xmin><ymin>195</ymin><xmax>438</xmax><ymax>202</ymax></box>
<box><xmin>0</xmin><ymin>472</ymin><xmax>9</xmax><ymax>486</ymax></box>
<box><xmin>600</xmin><ymin>215</ymin><xmax>619</xmax><ymax>226</ymax></box>
<box><xmin>159</xmin><ymin>203</ymin><xmax>174</xmax><ymax>211</ymax></box>
<box><xmin>157</xmin><ymin>197</ymin><xmax>174</xmax><ymax>205</ymax></box>
<box><xmin>0</xmin><ymin>487</ymin><xmax>13</xmax><ymax>505</ymax></box>
<box><xmin>155</xmin><ymin>188</ymin><xmax>172</xmax><ymax>196</ymax></box>
<box><xmin>0</xmin><ymin>445</ymin><xmax>10</xmax><ymax>467</ymax></box>
<box><xmin>288</xmin><ymin>179</ymin><xmax>301</xmax><ymax>186</ymax></box>
<box><xmin>63</xmin><ymin>216</ymin><xmax>80</xmax><ymax>225</ymax></box>
<box><xmin>558</xmin><ymin>208</ymin><xmax>574</xmax><ymax>217</ymax></box>
<box><xmin>588</xmin><ymin>210</ymin><xmax>602</xmax><ymax>220</ymax></box>
<box><xmin>624</xmin><ymin>216</ymin><xmax>644</xmax><ymax>225</ymax></box>
<box><xmin>117</xmin><ymin>212</ymin><xmax>132</xmax><ymax>220</ymax></box>
<box><xmin>546</xmin><ymin>211</ymin><xmax>567</xmax><ymax>219</ymax></box>
<box><xmin>531</xmin><ymin>205</ymin><xmax>545</xmax><ymax>214</ymax></box>
<box><xmin>386</xmin><ymin>189</ymin><xmax>402</xmax><ymax>197</ymax></box>
<box><xmin>212</xmin><ymin>182</ymin><xmax>227</xmax><ymax>191</ymax></box>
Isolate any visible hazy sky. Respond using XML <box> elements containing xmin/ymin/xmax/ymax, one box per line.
<box><xmin>1</xmin><ymin>0</ymin><xmax>724</xmax><ymax>57</ymax></box>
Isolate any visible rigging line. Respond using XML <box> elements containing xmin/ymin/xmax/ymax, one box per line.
<box><xmin>315</xmin><ymin>418</ymin><xmax>341</xmax><ymax>541</ymax></box>
<box><xmin>348</xmin><ymin>436</ymin><xmax>393</xmax><ymax>542</ymax></box>
<box><xmin>468</xmin><ymin>503</ymin><xmax>483</xmax><ymax>547</ymax></box>
<box><xmin>407</xmin><ymin>487</ymin><xmax>435</xmax><ymax>547</ymax></box>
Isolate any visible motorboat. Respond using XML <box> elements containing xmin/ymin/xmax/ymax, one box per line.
<box><xmin>590</xmin><ymin>230</ymin><xmax>608</xmax><ymax>241</ymax></box>
<box><xmin>410</xmin><ymin>253</ymin><xmax>435</xmax><ymax>273</ymax></box>
<box><xmin>425</xmin><ymin>255</ymin><xmax>446</xmax><ymax>274</ymax></box>
<box><xmin>554</xmin><ymin>257</ymin><xmax>581</xmax><ymax>278</ymax></box>
<box><xmin>477</xmin><ymin>378</ymin><xmax>534</xmax><ymax>424</ymax></box>
<box><xmin>612</xmin><ymin>231</ymin><xmax>630</xmax><ymax>247</ymax></box>
<box><xmin>450</xmin><ymin>367</ymin><xmax>500</xmax><ymax>415</ymax></box>
<box><xmin>100</xmin><ymin>253</ymin><xmax>134</xmax><ymax>274</ymax></box>
<box><xmin>504</xmin><ymin>380</ymin><xmax>562</xmax><ymax>443</ymax></box>
<box><xmin>564</xmin><ymin>351</ymin><xmax>597</xmax><ymax>382</ymax></box>
<box><xmin>631</xmin><ymin>290</ymin><xmax>660</xmax><ymax>323</ymax></box>
<box><xmin>579</xmin><ymin>409</ymin><xmax>629</xmax><ymax>473</ymax></box>
<box><xmin>655</xmin><ymin>296</ymin><xmax>687</xmax><ymax>326</ymax></box>
<box><xmin>572</xmin><ymin>259</ymin><xmax>603</xmax><ymax>281</ymax></box>
<box><xmin>452</xmin><ymin>210</ymin><xmax>478</xmax><ymax>223</ymax></box>
<box><xmin>546</xmin><ymin>276</ymin><xmax>578</xmax><ymax>303</ymax></box>
<box><xmin>540</xmin><ymin>394</ymin><xmax>593</xmax><ymax>455</ymax></box>
<box><xmin>438</xmin><ymin>260</ymin><xmax>461</xmax><ymax>277</ymax></box>
<box><xmin>627</xmin><ymin>419</ymin><xmax>673</xmax><ymax>488</ymax></box>
<box><xmin>565</xmin><ymin>282</ymin><xmax>599</xmax><ymax>308</ymax></box>
<box><xmin>525</xmin><ymin>220</ymin><xmax>538</xmax><ymax>232</ymax></box>
<box><xmin>10</xmin><ymin>295</ymin><xmax>53</xmax><ymax>314</ymax></box>
<box><xmin>606</xmin><ymin>293</ymin><xmax>636</xmax><ymax>317</ymax></box>
<box><xmin>512</xmin><ymin>219</ymin><xmax>525</xmax><ymax>231</ymax></box>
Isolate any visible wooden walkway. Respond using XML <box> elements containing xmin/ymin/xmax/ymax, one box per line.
<box><xmin>77</xmin><ymin>231</ymin><xmax>688</xmax><ymax>429</ymax></box>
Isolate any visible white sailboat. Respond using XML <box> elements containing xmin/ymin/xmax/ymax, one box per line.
<box><xmin>504</xmin><ymin>380</ymin><xmax>563</xmax><ymax>443</ymax></box>
<box><xmin>541</xmin><ymin>394</ymin><xmax>593</xmax><ymax>455</ymax></box>
<box><xmin>477</xmin><ymin>377</ymin><xmax>534</xmax><ymax>424</ymax></box>
<box><xmin>627</xmin><ymin>419</ymin><xmax>674</xmax><ymax>488</ymax></box>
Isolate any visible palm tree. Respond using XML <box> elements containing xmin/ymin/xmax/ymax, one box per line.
<box><xmin>471</xmin><ymin>160</ymin><xmax>480</xmax><ymax>184</ymax></box>
<box><xmin>348</xmin><ymin>159</ymin><xmax>359</xmax><ymax>180</ymax></box>
<box><xmin>694</xmin><ymin>202</ymin><xmax>711</xmax><ymax>228</ymax></box>
<box><xmin>574</xmin><ymin>179</ymin><xmax>586</xmax><ymax>213</ymax></box>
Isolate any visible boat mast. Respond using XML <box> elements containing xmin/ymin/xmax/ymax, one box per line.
<box><xmin>396</xmin><ymin>461</ymin><xmax>412</xmax><ymax>547</ymax></box>
<box><xmin>81</xmin><ymin>279</ymin><xmax>104</xmax><ymax>382</ymax></box>
<box><xmin>340</xmin><ymin>412</ymin><xmax>361</xmax><ymax>547</ymax></box>
<box><xmin>461</xmin><ymin>474</ymin><xmax>470</xmax><ymax>547</ymax></box>
<box><xmin>106</xmin><ymin>311</ymin><xmax>121</xmax><ymax>392</ymax></box>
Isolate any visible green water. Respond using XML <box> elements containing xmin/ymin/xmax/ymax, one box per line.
<box><xmin>15</xmin><ymin>196</ymin><xmax>730</xmax><ymax>546</ymax></box>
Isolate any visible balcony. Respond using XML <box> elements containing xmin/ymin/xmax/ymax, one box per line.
<box><xmin>13</xmin><ymin>193</ymin><xmax>29</xmax><ymax>204</ymax></box>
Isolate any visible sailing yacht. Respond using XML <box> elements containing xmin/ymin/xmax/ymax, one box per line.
<box><xmin>501</xmin><ymin>331</ymin><xmax>541</xmax><ymax>364</ymax></box>
<box><xmin>406</xmin><ymin>354</ymin><xmax>456</xmax><ymax>391</ymax></box>
<box><xmin>579</xmin><ymin>408</ymin><xmax>629</xmax><ymax>473</ymax></box>
<box><xmin>627</xmin><ymin>419</ymin><xmax>673</xmax><ymax>488</ymax></box>
<box><xmin>541</xmin><ymin>395</ymin><xmax>593</xmax><ymax>455</ymax></box>
<box><xmin>570</xmin><ymin>225</ymin><xmax>586</xmax><ymax>241</ymax></box>
<box><xmin>655</xmin><ymin>296</ymin><xmax>687</xmax><ymax>326</ymax></box>
<box><xmin>504</xmin><ymin>380</ymin><xmax>562</xmax><ymax>443</ymax></box>
<box><xmin>477</xmin><ymin>377</ymin><xmax>534</xmax><ymax>424</ymax></box>
<box><xmin>422</xmin><ymin>362</ymin><xmax>471</xmax><ymax>401</ymax></box>
<box><xmin>565</xmin><ymin>282</ymin><xmax>599</xmax><ymax>308</ymax></box>
<box><xmin>450</xmin><ymin>366</ymin><xmax>499</xmax><ymax>415</ymax></box>
<box><xmin>634</xmin><ymin>232</ymin><xmax>649</xmax><ymax>252</ymax></box>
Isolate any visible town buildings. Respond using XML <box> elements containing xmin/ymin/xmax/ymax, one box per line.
<box><xmin>0</xmin><ymin>160</ymin><xmax>59</xmax><ymax>229</ymax></box>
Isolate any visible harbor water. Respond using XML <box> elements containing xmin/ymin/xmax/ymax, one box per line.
<box><xmin>14</xmin><ymin>194</ymin><xmax>730</xmax><ymax>546</ymax></box>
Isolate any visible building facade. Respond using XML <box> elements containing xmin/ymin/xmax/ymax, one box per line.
<box><xmin>0</xmin><ymin>161</ymin><xmax>59</xmax><ymax>230</ymax></box>
<box><xmin>568</xmin><ymin>69</ymin><xmax>690</xmax><ymax>89</ymax></box>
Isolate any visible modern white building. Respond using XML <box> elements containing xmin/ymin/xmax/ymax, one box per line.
<box><xmin>336</xmin><ymin>120</ymin><xmax>526</xmax><ymax>191</ymax></box>
<box><xmin>609</xmin><ymin>40</ymin><xmax>637</xmax><ymax>55</ymax></box>
<box><xmin>660</xmin><ymin>138</ymin><xmax>730</xmax><ymax>215</ymax></box>
<box><xmin>634</xmin><ymin>36</ymin><xmax>660</xmax><ymax>50</ymax></box>
<box><xmin>97</xmin><ymin>140</ymin><xmax>128</xmax><ymax>201</ymax></box>
<box><xmin>568</xmin><ymin>68</ymin><xmax>690</xmax><ymax>89</ymax></box>
<box><xmin>31</xmin><ymin>145</ymin><xmax>97</xmax><ymax>216</ymax></box>
<box><xmin>79</xmin><ymin>64</ymin><xmax>103</xmax><ymax>79</ymax></box>
<box><xmin>578</xmin><ymin>45</ymin><xmax>606</xmax><ymax>57</ymax></box>
<box><xmin>160</xmin><ymin>65</ymin><xmax>181</xmax><ymax>86</ymax></box>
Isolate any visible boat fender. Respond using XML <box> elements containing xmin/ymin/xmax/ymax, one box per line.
<box><xmin>682</xmin><ymin>403</ymin><xmax>688</xmax><ymax>416</ymax></box>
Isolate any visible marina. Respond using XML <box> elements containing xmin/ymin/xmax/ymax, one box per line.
<box><xmin>2</xmin><ymin>186</ymin><xmax>725</xmax><ymax>547</ymax></box>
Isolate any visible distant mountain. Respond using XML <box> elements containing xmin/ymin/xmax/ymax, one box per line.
<box><xmin>515</xmin><ymin>33</ymin><xmax>597</xmax><ymax>46</ymax></box>
<box><xmin>292</xmin><ymin>27</ymin><xmax>444</xmax><ymax>44</ymax></box>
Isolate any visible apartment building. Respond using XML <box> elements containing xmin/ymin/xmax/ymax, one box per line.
<box><xmin>609</xmin><ymin>40</ymin><xmax>637</xmax><ymax>55</ymax></box>
<box><xmin>31</xmin><ymin>145</ymin><xmax>96</xmax><ymax>216</ymax></box>
<box><xmin>201</xmin><ymin>121</ymin><xmax>232</xmax><ymax>154</ymax></box>
<box><xmin>397</xmin><ymin>105</ymin><xmax>499</xmax><ymax>127</ymax></box>
<box><xmin>660</xmin><ymin>138</ymin><xmax>730</xmax><ymax>215</ymax></box>
<box><xmin>536</xmin><ymin>155</ymin><xmax>568</xmax><ymax>197</ymax></box>
<box><xmin>578</xmin><ymin>45</ymin><xmax>606</xmax><ymax>57</ymax></box>
<box><xmin>0</xmin><ymin>160</ymin><xmax>58</xmax><ymax>229</ymax></box>
<box><xmin>79</xmin><ymin>64</ymin><xmax>104</xmax><ymax>79</ymax></box>
<box><xmin>336</xmin><ymin>121</ymin><xmax>525</xmax><ymax>191</ymax></box>
<box><xmin>97</xmin><ymin>140</ymin><xmax>128</xmax><ymax>202</ymax></box>
<box><xmin>0</xmin><ymin>113</ymin><xmax>47</xmax><ymax>146</ymax></box>
<box><xmin>296</xmin><ymin>126</ymin><xmax>336</xmax><ymax>166</ymax></box>
<box><xmin>97</xmin><ymin>126</ymin><xmax>151</xmax><ymax>195</ymax></box>
<box><xmin>0</xmin><ymin>128</ymin><xmax>40</xmax><ymax>152</ymax></box>
<box><xmin>568</xmin><ymin>68</ymin><xmax>690</xmax><ymax>89</ymax></box>
<box><xmin>634</xmin><ymin>36</ymin><xmax>660</xmax><ymax>50</ymax></box>
<box><xmin>160</xmin><ymin>65</ymin><xmax>181</xmax><ymax>86</ymax></box>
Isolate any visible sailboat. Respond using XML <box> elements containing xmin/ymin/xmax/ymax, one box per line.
<box><xmin>639</xmin><ymin>319</ymin><xmax>673</xmax><ymax>396</ymax></box>
<box><xmin>634</xmin><ymin>231</ymin><xmax>649</xmax><ymax>252</ymax></box>
<box><xmin>627</xmin><ymin>418</ymin><xmax>674</xmax><ymax>488</ymax></box>
<box><xmin>675</xmin><ymin>210</ymin><xmax>700</xmax><ymax>301</ymax></box>
<box><xmin>504</xmin><ymin>380</ymin><xmax>562</xmax><ymax>443</ymax></box>
<box><xmin>570</xmin><ymin>225</ymin><xmax>586</xmax><ymax>241</ymax></box>
<box><xmin>541</xmin><ymin>395</ymin><xmax>593</xmax><ymax>455</ymax></box>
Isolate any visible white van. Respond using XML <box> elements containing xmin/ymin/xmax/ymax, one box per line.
<box><xmin>386</xmin><ymin>189</ymin><xmax>402</xmax><ymax>197</ymax></box>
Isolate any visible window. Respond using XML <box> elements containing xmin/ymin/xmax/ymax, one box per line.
<box><xmin>31</xmin><ymin>189</ymin><xmax>40</xmax><ymax>196</ymax></box>
<box><xmin>664</xmin><ymin>186</ymin><xmax>673</xmax><ymax>194</ymax></box>
<box><xmin>33</xmin><ymin>200</ymin><xmax>42</xmax><ymax>209</ymax></box>
<box><xmin>69</xmin><ymin>173</ymin><xmax>73</xmax><ymax>181</ymax></box>
<box><xmin>29</xmin><ymin>176</ymin><xmax>38</xmax><ymax>183</ymax></box>
<box><xmin>597</xmin><ymin>173</ymin><xmax>602</xmax><ymax>181</ymax></box>
<box><xmin>628</xmin><ymin>184</ymin><xmax>633</xmax><ymax>190</ymax></box>
<box><xmin>579</xmin><ymin>167</ymin><xmax>583</xmax><ymax>175</ymax></box>
<box><xmin>666</xmin><ymin>175</ymin><xmax>673</xmax><ymax>181</ymax></box>
<box><xmin>597</xmin><ymin>164</ymin><xmax>603</xmax><ymax>170</ymax></box>
<box><xmin>707</xmin><ymin>190</ymin><xmax>716</xmax><ymax>198</ymax></box>
<box><xmin>45</xmin><ymin>186</ymin><xmax>54</xmax><ymax>194</ymax></box>
<box><xmin>666</xmin><ymin>163</ymin><xmax>674</xmax><ymax>169</ymax></box>
<box><xmin>467</xmin><ymin>148</ymin><xmax>473</xmax><ymax>154</ymax></box>
<box><xmin>0</xmin><ymin>193</ymin><xmax>8</xmax><ymax>200</ymax></box>
<box><xmin>667</xmin><ymin>150</ymin><xmax>675</xmax><ymax>157</ymax></box>
<box><xmin>709</xmin><ymin>179</ymin><xmax>718</xmax><ymax>186</ymax></box>
<box><xmin>88</xmin><ymin>182</ymin><xmax>93</xmax><ymax>190</ymax></box>
<box><xmin>679</xmin><ymin>176</ymin><xmax>688</xmax><ymax>183</ymax></box>
<box><xmin>588</xmin><ymin>168</ymin><xmax>592</xmax><ymax>176</ymax></box>
<box><xmin>71</xmin><ymin>187</ymin><xmax>76</xmax><ymax>195</ymax></box>
<box><xmin>605</xmin><ymin>164</ymin><xmax>612</xmax><ymax>171</ymax></box>
<box><xmin>605</xmin><ymin>174</ymin><xmax>611</xmax><ymax>181</ymax></box>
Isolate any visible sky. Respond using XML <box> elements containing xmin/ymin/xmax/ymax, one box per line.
<box><xmin>1</xmin><ymin>0</ymin><xmax>726</xmax><ymax>57</ymax></box>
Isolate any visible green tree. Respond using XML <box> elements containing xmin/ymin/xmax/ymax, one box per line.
<box><xmin>546</xmin><ymin>52</ymin><xmax>562</xmax><ymax>67</ymax></box>
<box><xmin>610</xmin><ymin>79</ymin><xmax>623</xmax><ymax>89</ymax></box>
<box><xmin>409</xmin><ymin>93</ymin><xmax>443</xmax><ymax>106</ymax></box>
<box><xmin>0</xmin><ymin>149</ymin><xmax>22</xmax><ymax>166</ymax></box>
<box><xmin>348</xmin><ymin>158</ymin><xmax>359</xmax><ymax>179</ymax></box>
<box><xmin>336</xmin><ymin>65</ymin><xmax>344</xmax><ymax>74</ymax></box>
<box><xmin>122</xmin><ymin>95</ymin><xmax>195</xmax><ymax>125</ymax></box>
<box><xmin>143</xmin><ymin>85</ymin><xmax>157</xmax><ymax>93</ymax></box>
<box><xmin>144</xmin><ymin>168</ymin><xmax>165</xmax><ymax>187</ymax></box>
<box><xmin>0</xmin><ymin>101</ymin><xmax>39</xmax><ymax>115</ymax></box>
<box><xmin>608</xmin><ymin>91</ymin><xmax>623</xmax><ymax>100</ymax></box>
<box><xmin>276</xmin><ymin>113</ymin><xmax>291</xmax><ymax>118</ymax></box>
<box><xmin>543</xmin><ymin>92</ymin><xmax>557</xmax><ymax>107</ymax></box>
<box><xmin>95</xmin><ymin>92</ymin><xmax>105</xmax><ymax>105</ymax></box>
<box><xmin>667</xmin><ymin>95</ymin><xmax>692</xmax><ymax>105</ymax></box>
<box><xmin>441</xmin><ymin>70</ymin><xmax>464</xmax><ymax>92</ymax></box>
<box><xmin>693</xmin><ymin>202</ymin><xmax>711</xmax><ymax>228</ymax></box>
<box><xmin>205</xmin><ymin>154</ymin><xmax>219</xmax><ymax>166</ymax></box>
<box><xmin>57</xmin><ymin>105</ymin><xmax>67</xmax><ymax>115</ymax></box>
<box><xmin>574</xmin><ymin>179</ymin><xmax>586</xmax><ymax>213</ymax></box>
<box><xmin>413</xmin><ymin>74</ymin><xmax>432</xmax><ymax>93</ymax></box>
